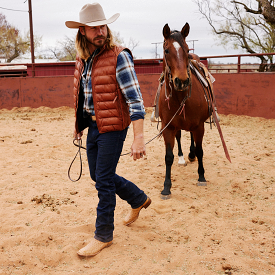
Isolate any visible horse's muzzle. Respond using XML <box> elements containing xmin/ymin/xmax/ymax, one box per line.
<box><xmin>174</xmin><ymin>77</ymin><xmax>190</xmax><ymax>91</ymax></box>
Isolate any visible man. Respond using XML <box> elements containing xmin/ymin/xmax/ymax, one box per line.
<box><xmin>65</xmin><ymin>3</ymin><xmax>151</xmax><ymax>257</ymax></box>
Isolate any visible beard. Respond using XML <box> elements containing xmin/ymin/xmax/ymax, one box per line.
<box><xmin>86</xmin><ymin>35</ymin><xmax>107</xmax><ymax>48</ymax></box>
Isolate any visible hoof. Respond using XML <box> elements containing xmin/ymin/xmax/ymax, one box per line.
<box><xmin>188</xmin><ymin>156</ymin><xmax>196</xmax><ymax>162</ymax></box>
<box><xmin>161</xmin><ymin>194</ymin><xmax>171</xmax><ymax>200</ymax></box>
<box><xmin>197</xmin><ymin>181</ymin><xmax>207</xmax><ymax>186</ymax></box>
<box><xmin>178</xmin><ymin>156</ymin><xmax>187</xmax><ymax>166</ymax></box>
<box><xmin>161</xmin><ymin>188</ymin><xmax>171</xmax><ymax>198</ymax></box>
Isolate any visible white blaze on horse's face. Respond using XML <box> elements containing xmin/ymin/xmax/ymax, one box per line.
<box><xmin>173</xmin><ymin>41</ymin><xmax>182</xmax><ymax>60</ymax></box>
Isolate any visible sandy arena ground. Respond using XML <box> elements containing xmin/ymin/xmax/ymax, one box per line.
<box><xmin>0</xmin><ymin>106</ymin><xmax>275</xmax><ymax>275</ymax></box>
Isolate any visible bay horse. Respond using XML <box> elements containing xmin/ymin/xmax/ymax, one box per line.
<box><xmin>159</xmin><ymin>23</ymin><xmax>211</xmax><ymax>198</ymax></box>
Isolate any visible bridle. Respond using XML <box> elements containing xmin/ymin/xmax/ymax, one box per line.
<box><xmin>162</xmin><ymin>39</ymin><xmax>192</xmax><ymax>119</ymax></box>
<box><xmin>163</xmin><ymin>38</ymin><xmax>192</xmax><ymax>101</ymax></box>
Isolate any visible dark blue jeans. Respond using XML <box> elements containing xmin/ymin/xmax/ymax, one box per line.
<box><xmin>86</xmin><ymin>118</ymin><xmax>147</xmax><ymax>243</ymax></box>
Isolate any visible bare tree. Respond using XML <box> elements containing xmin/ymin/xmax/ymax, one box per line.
<box><xmin>127</xmin><ymin>37</ymin><xmax>139</xmax><ymax>53</ymax></box>
<box><xmin>113</xmin><ymin>31</ymin><xmax>139</xmax><ymax>57</ymax></box>
<box><xmin>194</xmin><ymin>0</ymin><xmax>275</xmax><ymax>71</ymax></box>
<box><xmin>48</xmin><ymin>31</ymin><xmax>140</xmax><ymax>61</ymax></box>
<box><xmin>57</xmin><ymin>36</ymin><xmax>76</xmax><ymax>61</ymax></box>
<box><xmin>45</xmin><ymin>36</ymin><xmax>76</xmax><ymax>61</ymax></box>
<box><xmin>232</xmin><ymin>0</ymin><xmax>275</xmax><ymax>25</ymax></box>
<box><xmin>113</xmin><ymin>31</ymin><xmax>124</xmax><ymax>45</ymax></box>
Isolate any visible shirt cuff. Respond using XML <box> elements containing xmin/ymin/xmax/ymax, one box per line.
<box><xmin>130</xmin><ymin>113</ymin><xmax>145</xmax><ymax>121</ymax></box>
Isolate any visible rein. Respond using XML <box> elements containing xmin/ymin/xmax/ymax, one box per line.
<box><xmin>68</xmin><ymin>94</ymin><xmax>188</xmax><ymax>182</ymax></box>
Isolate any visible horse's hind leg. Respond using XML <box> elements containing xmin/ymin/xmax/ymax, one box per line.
<box><xmin>175</xmin><ymin>130</ymin><xmax>186</xmax><ymax>166</ymax></box>
<box><xmin>188</xmin><ymin>132</ymin><xmax>196</xmax><ymax>162</ymax></box>
<box><xmin>192</xmin><ymin>127</ymin><xmax>207</xmax><ymax>186</ymax></box>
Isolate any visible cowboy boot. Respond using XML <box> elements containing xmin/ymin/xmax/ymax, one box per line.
<box><xmin>123</xmin><ymin>197</ymin><xmax>151</xmax><ymax>226</ymax></box>
<box><xmin>77</xmin><ymin>238</ymin><xmax>112</xmax><ymax>257</ymax></box>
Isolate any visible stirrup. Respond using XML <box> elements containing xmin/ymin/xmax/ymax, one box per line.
<box><xmin>150</xmin><ymin>110</ymin><xmax>158</xmax><ymax>122</ymax></box>
<box><xmin>205</xmin><ymin>107</ymin><xmax>220</xmax><ymax>124</ymax></box>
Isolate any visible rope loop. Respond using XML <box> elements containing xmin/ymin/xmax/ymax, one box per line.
<box><xmin>68</xmin><ymin>139</ymin><xmax>83</xmax><ymax>182</ymax></box>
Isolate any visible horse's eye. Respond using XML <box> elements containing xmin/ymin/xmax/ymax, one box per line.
<box><xmin>165</xmin><ymin>49</ymin><xmax>169</xmax><ymax>54</ymax></box>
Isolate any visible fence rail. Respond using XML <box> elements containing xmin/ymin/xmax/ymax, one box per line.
<box><xmin>202</xmin><ymin>52</ymin><xmax>275</xmax><ymax>73</ymax></box>
<box><xmin>0</xmin><ymin>53</ymin><xmax>274</xmax><ymax>77</ymax></box>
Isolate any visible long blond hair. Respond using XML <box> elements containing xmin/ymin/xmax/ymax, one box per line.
<box><xmin>75</xmin><ymin>25</ymin><xmax>116</xmax><ymax>61</ymax></box>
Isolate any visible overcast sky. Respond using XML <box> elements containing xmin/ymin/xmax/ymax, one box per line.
<box><xmin>1</xmin><ymin>0</ymin><xmax>244</xmax><ymax>61</ymax></box>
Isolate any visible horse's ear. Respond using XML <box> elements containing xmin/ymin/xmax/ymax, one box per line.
<box><xmin>181</xmin><ymin>23</ymin><xmax>190</xmax><ymax>38</ymax></box>
<box><xmin>163</xmin><ymin>24</ymin><xmax>171</xmax><ymax>39</ymax></box>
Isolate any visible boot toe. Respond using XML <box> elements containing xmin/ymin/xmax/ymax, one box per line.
<box><xmin>124</xmin><ymin>197</ymin><xmax>151</xmax><ymax>226</ymax></box>
<box><xmin>77</xmin><ymin>238</ymin><xmax>112</xmax><ymax>257</ymax></box>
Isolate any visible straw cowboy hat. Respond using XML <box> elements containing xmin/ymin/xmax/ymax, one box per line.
<box><xmin>65</xmin><ymin>2</ymin><xmax>119</xmax><ymax>29</ymax></box>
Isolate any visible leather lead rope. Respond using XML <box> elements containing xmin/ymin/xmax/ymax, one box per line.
<box><xmin>68</xmin><ymin>94</ymin><xmax>189</xmax><ymax>182</ymax></box>
<box><xmin>68</xmin><ymin>139</ymin><xmax>83</xmax><ymax>182</ymax></box>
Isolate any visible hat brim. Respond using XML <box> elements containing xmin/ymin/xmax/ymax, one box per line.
<box><xmin>65</xmin><ymin>13</ymin><xmax>120</xmax><ymax>28</ymax></box>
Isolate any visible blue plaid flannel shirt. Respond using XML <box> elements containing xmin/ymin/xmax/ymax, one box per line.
<box><xmin>82</xmin><ymin>49</ymin><xmax>145</xmax><ymax>121</ymax></box>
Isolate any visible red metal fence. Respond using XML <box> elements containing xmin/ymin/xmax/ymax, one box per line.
<box><xmin>1</xmin><ymin>72</ymin><xmax>275</xmax><ymax>119</ymax></box>
<box><xmin>203</xmin><ymin>53</ymin><xmax>275</xmax><ymax>73</ymax></box>
<box><xmin>0</xmin><ymin>57</ymin><xmax>210</xmax><ymax>77</ymax></box>
<box><xmin>0</xmin><ymin>53</ymin><xmax>273</xmax><ymax>77</ymax></box>
<box><xmin>27</xmin><ymin>62</ymin><xmax>75</xmax><ymax>77</ymax></box>
<box><xmin>0</xmin><ymin>53</ymin><xmax>275</xmax><ymax>119</ymax></box>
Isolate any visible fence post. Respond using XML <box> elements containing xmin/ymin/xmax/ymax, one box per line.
<box><xmin>28</xmin><ymin>0</ymin><xmax>35</xmax><ymax>77</ymax></box>
<box><xmin>237</xmin><ymin>56</ymin><xmax>241</xmax><ymax>73</ymax></box>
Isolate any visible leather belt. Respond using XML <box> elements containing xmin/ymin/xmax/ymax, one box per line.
<box><xmin>90</xmin><ymin>115</ymin><xmax>96</xmax><ymax>121</ymax></box>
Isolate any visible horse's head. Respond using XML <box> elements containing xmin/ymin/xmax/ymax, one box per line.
<box><xmin>163</xmin><ymin>23</ymin><xmax>191</xmax><ymax>92</ymax></box>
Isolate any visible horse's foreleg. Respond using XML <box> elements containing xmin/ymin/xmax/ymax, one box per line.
<box><xmin>195</xmin><ymin>145</ymin><xmax>206</xmax><ymax>185</ymax></box>
<box><xmin>192</xmin><ymin>128</ymin><xmax>207</xmax><ymax>186</ymax></box>
<box><xmin>175</xmin><ymin>130</ymin><xmax>186</xmax><ymax>166</ymax></box>
<box><xmin>188</xmin><ymin>132</ymin><xmax>196</xmax><ymax>162</ymax></box>
<box><xmin>161</xmin><ymin>144</ymin><xmax>174</xmax><ymax>197</ymax></box>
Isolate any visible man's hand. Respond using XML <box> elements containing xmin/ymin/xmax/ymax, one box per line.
<box><xmin>74</xmin><ymin>130</ymin><xmax>83</xmax><ymax>140</ymax></box>
<box><xmin>131</xmin><ymin>119</ymin><xmax>146</xmax><ymax>161</ymax></box>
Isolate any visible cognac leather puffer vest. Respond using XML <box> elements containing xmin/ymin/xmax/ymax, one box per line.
<box><xmin>73</xmin><ymin>44</ymin><xmax>131</xmax><ymax>134</ymax></box>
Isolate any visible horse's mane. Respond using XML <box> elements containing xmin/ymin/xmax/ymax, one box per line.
<box><xmin>170</xmin><ymin>30</ymin><xmax>186</xmax><ymax>49</ymax></box>
<box><xmin>170</xmin><ymin>30</ymin><xmax>180</xmax><ymax>37</ymax></box>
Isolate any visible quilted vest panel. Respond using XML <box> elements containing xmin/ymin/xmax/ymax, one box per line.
<box><xmin>92</xmin><ymin>45</ymin><xmax>131</xmax><ymax>133</ymax></box>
